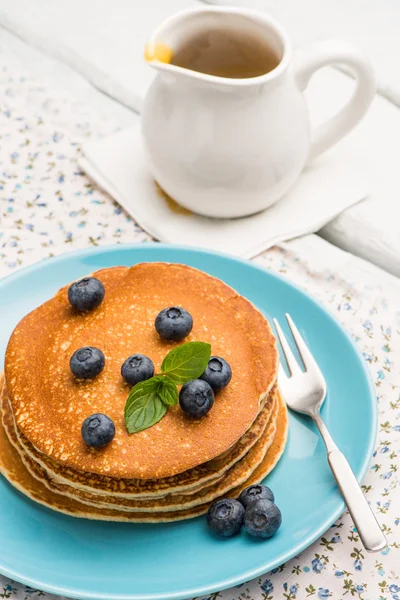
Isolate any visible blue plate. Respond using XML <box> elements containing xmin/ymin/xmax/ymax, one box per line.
<box><xmin>0</xmin><ymin>244</ymin><xmax>376</xmax><ymax>600</ymax></box>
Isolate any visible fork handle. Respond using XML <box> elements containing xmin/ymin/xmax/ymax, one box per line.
<box><xmin>314</xmin><ymin>415</ymin><xmax>387</xmax><ymax>552</ymax></box>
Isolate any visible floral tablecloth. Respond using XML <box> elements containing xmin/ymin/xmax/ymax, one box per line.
<box><xmin>0</xmin><ymin>67</ymin><xmax>399</xmax><ymax>600</ymax></box>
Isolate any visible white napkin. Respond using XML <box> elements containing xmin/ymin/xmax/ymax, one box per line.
<box><xmin>80</xmin><ymin>127</ymin><xmax>365</xmax><ymax>257</ymax></box>
<box><xmin>80</xmin><ymin>83</ymin><xmax>369</xmax><ymax>259</ymax></box>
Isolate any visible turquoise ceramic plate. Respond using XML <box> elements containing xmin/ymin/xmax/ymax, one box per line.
<box><xmin>0</xmin><ymin>244</ymin><xmax>376</xmax><ymax>600</ymax></box>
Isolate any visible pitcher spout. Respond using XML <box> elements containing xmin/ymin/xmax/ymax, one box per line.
<box><xmin>144</xmin><ymin>8</ymin><xmax>200</xmax><ymax>79</ymax></box>
<box><xmin>144</xmin><ymin>8</ymin><xmax>219</xmax><ymax>81</ymax></box>
<box><xmin>144</xmin><ymin>41</ymin><xmax>174</xmax><ymax>67</ymax></box>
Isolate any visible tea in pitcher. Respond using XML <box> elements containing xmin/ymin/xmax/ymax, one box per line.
<box><xmin>170</xmin><ymin>27</ymin><xmax>279</xmax><ymax>78</ymax></box>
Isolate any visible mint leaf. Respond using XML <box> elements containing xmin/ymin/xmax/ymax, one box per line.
<box><xmin>161</xmin><ymin>341</ymin><xmax>211</xmax><ymax>384</ymax></box>
<box><xmin>158</xmin><ymin>378</ymin><xmax>179</xmax><ymax>406</ymax></box>
<box><xmin>124</xmin><ymin>342</ymin><xmax>212</xmax><ymax>434</ymax></box>
<box><xmin>124</xmin><ymin>376</ymin><xmax>167</xmax><ymax>434</ymax></box>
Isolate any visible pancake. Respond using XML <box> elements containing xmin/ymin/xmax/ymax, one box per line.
<box><xmin>5</xmin><ymin>263</ymin><xmax>278</xmax><ymax>480</ymax></box>
<box><xmin>0</xmin><ymin>389</ymin><xmax>288</xmax><ymax>522</ymax></box>
<box><xmin>2</xmin><ymin>383</ymin><xmax>279</xmax><ymax>512</ymax></box>
<box><xmin>3</xmin><ymin>383</ymin><xmax>275</xmax><ymax>498</ymax></box>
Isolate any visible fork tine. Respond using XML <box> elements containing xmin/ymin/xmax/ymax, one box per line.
<box><xmin>278</xmin><ymin>362</ymin><xmax>288</xmax><ymax>381</ymax></box>
<box><xmin>285</xmin><ymin>313</ymin><xmax>320</xmax><ymax>374</ymax></box>
<box><xmin>277</xmin><ymin>362</ymin><xmax>291</xmax><ymax>399</ymax></box>
<box><xmin>273</xmin><ymin>318</ymin><xmax>302</xmax><ymax>376</ymax></box>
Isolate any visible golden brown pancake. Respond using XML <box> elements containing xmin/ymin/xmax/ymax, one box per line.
<box><xmin>5</xmin><ymin>263</ymin><xmax>278</xmax><ymax>480</ymax></box>
<box><xmin>2</xmin><ymin>386</ymin><xmax>279</xmax><ymax>512</ymax></box>
<box><xmin>0</xmin><ymin>387</ymin><xmax>288</xmax><ymax>522</ymax></box>
<box><xmin>2</xmin><ymin>391</ymin><xmax>279</xmax><ymax>512</ymax></box>
<box><xmin>5</xmin><ymin>384</ymin><xmax>275</xmax><ymax>498</ymax></box>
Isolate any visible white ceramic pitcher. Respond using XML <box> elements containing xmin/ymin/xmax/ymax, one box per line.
<box><xmin>141</xmin><ymin>7</ymin><xmax>376</xmax><ymax>218</ymax></box>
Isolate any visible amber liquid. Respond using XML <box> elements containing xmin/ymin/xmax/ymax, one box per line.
<box><xmin>170</xmin><ymin>28</ymin><xmax>279</xmax><ymax>79</ymax></box>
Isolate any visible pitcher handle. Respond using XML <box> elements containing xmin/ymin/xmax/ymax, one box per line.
<box><xmin>295</xmin><ymin>41</ymin><xmax>376</xmax><ymax>161</ymax></box>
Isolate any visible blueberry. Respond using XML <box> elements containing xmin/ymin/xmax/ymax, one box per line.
<box><xmin>70</xmin><ymin>346</ymin><xmax>105</xmax><ymax>379</ymax></box>
<box><xmin>68</xmin><ymin>277</ymin><xmax>105</xmax><ymax>312</ymax></box>
<box><xmin>207</xmin><ymin>498</ymin><xmax>244</xmax><ymax>538</ymax></box>
<box><xmin>239</xmin><ymin>484</ymin><xmax>274</xmax><ymax>509</ymax></box>
<box><xmin>244</xmin><ymin>499</ymin><xmax>282</xmax><ymax>539</ymax></box>
<box><xmin>81</xmin><ymin>413</ymin><xmax>115</xmax><ymax>448</ymax></box>
<box><xmin>200</xmin><ymin>356</ymin><xmax>232</xmax><ymax>392</ymax></box>
<box><xmin>155</xmin><ymin>306</ymin><xmax>193</xmax><ymax>341</ymax></box>
<box><xmin>121</xmin><ymin>354</ymin><xmax>154</xmax><ymax>386</ymax></box>
<box><xmin>179</xmin><ymin>379</ymin><xmax>214</xmax><ymax>417</ymax></box>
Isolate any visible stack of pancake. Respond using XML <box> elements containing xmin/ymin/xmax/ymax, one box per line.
<box><xmin>0</xmin><ymin>263</ymin><xmax>287</xmax><ymax>522</ymax></box>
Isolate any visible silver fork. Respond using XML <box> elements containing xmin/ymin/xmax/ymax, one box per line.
<box><xmin>274</xmin><ymin>313</ymin><xmax>386</xmax><ymax>553</ymax></box>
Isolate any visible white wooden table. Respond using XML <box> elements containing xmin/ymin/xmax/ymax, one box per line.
<box><xmin>1</xmin><ymin>0</ymin><xmax>399</xmax><ymax>276</ymax></box>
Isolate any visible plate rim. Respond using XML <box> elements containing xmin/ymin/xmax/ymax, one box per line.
<box><xmin>0</xmin><ymin>243</ymin><xmax>377</xmax><ymax>600</ymax></box>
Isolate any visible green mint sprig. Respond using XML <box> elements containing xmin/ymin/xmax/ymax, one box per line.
<box><xmin>124</xmin><ymin>376</ymin><xmax>167</xmax><ymax>434</ymax></box>
<box><xmin>124</xmin><ymin>341</ymin><xmax>211</xmax><ymax>434</ymax></box>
